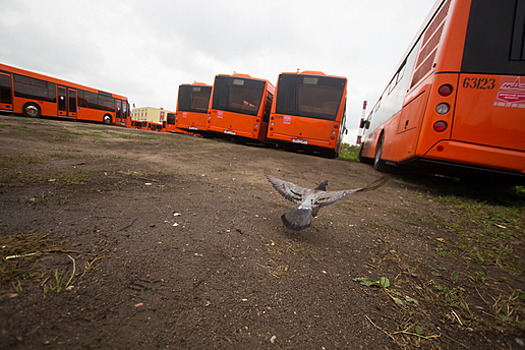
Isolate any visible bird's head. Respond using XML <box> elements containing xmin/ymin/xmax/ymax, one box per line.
<box><xmin>315</xmin><ymin>179</ymin><xmax>328</xmax><ymax>191</ymax></box>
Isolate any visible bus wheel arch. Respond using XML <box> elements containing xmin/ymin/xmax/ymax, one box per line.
<box><xmin>373</xmin><ymin>132</ymin><xmax>388</xmax><ymax>172</ymax></box>
<box><xmin>103</xmin><ymin>114</ymin><xmax>112</xmax><ymax>125</ymax></box>
<box><xmin>358</xmin><ymin>143</ymin><xmax>373</xmax><ymax>164</ymax></box>
<box><xmin>22</xmin><ymin>103</ymin><xmax>41</xmax><ymax>118</ymax></box>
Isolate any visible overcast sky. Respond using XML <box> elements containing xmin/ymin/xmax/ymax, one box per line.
<box><xmin>1</xmin><ymin>0</ymin><xmax>436</xmax><ymax>144</ymax></box>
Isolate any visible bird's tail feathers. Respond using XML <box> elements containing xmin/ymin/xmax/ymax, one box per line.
<box><xmin>281</xmin><ymin>208</ymin><xmax>312</xmax><ymax>231</ymax></box>
<box><xmin>357</xmin><ymin>175</ymin><xmax>390</xmax><ymax>193</ymax></box>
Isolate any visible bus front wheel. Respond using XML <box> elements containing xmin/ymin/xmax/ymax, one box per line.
<box><xmin>103</xmin><ymin>114</ymin><xmax>112</xmax><ymax>125</ymax></box>
<box><xmin>22</xmin><ymin>103</ymin><xmax>41</xmax><ymax>118</ymax></box>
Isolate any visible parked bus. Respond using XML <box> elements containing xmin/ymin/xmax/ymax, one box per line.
<box><xmin>174</xmin><ymin>82</ymin><xmax>212</xmax><ymax>135</ymax></box>
<box><xmin>357</xmin><ymin>0</ymin><xmax>525</xmax><ymax>184</ymax></box>
<box><xmin>267</xmin><ymin>71</ymin><xmax>348</xmax><ymax>158</ymax></box>
<box><xmin>166</xmin><ymin>112</ymin><xmax>189</xmax><ymax>134</ymax></box>
<box><xmin>207</xmin><ymin>73</ymin><xmax>275</xmax><ymax>142</ymax></box>
<box><xmin>130</xmin><ymin>120</ymin><xmax>148</xmax><ymax>129</ymax></box>
<box><xmin>146</xmin><ymin>121</ymin><xmax>165</xmax><ymax>132</ymax></box>
<box><xmin>0</xmin><ymin>63</ymin><xmax>130</xmax><ymax>126</ymax></box>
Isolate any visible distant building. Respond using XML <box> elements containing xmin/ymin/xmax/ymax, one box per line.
<box><xmin>131</xmin><ymin>107</ymin><xmax>172</xmax><ymax>123</ymax></box>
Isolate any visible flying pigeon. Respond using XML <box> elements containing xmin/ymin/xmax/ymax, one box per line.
<box><xmin>264</xmin><ymin>170</ymin><xmax>390</xmax><ymax>231</ymax></box>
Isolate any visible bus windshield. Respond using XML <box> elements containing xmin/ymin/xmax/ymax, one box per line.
<box><xmin>211</xmin><ymin>76</ymin><xmax>265</xmax><ymax>116</ymax></box>
<box><xmin>275</xmin><ymin>74</ymin><xmax>346</xmax><ymax>121</ymax></box>
<box><xmin>178</xmin><ymin>85</ymin><xmax>212</xmax><ymax>113</ymax></box>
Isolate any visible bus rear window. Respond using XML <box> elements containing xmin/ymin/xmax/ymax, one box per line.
<box><xmin>178</xmin><ymin>85</ymin><xmax>211</xmax><ymax>113</ymax></box>
<box><xmin>212</xmin><ymin>76</ymin><xmax>265</xmax><ymax>116</ymax></box>
<box><xmin>462</xmin><ymin>0</ymin><xmax>525</xmax><ymax>74</ymax></box>
<box><xmin>275</xmin><ymin>74</ymin><xmax>346</xmax><ymax>121</ymax></box>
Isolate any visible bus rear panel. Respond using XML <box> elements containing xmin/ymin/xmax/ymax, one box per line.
<box><xmin>208</xmin><ymin>74</ymin><xmax>274</xmax><ymax>142</ymax></box>
<box><xmin>358</xmin><ymin>0</ymin><xmax>525</xmax><ymax>184</ymax></box>
<box><xmin>268</xmin><ymin>71</ymin><xmax>347</xmax><ymax>158</ymax></box>
<box><xmin>175</xmin><ymin>83</ymin><xmax>212</xmax><ymax>134</ymax></box>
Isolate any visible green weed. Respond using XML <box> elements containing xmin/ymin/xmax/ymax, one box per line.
<box><xmin>338</xmin><ymin>143</ymin><xmax>360</xmax><ymax>162</ymax></box>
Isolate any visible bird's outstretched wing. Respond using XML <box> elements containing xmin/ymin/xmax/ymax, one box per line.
<box><xmin>264</xmin><ymin>170</ymin><xmax>310</xmax><ymax>204</ymax></box>
<box><xmin>313</xmin><ymin>175</ymin><xmax>390</xmax><ymax>208</ymax></box>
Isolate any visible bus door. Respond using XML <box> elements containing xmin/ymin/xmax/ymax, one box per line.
<box><xmin>122</xmin><ymin>100</ymin><xmax>128</xmax><ymax>123</ymax></box>
<box><xmin>0</xmin><ymin>72</ymin><xmax>13</xmax><ymax>112</ymax></box>
<box><xmin>115</xmin><ymin>100</ymin><xmax>123</xmax><ymax>123</ymax></box>
<box><xmin>58</xmin><ymin>86</ymin><xmax>77</xmax><ymax>118</ymax></box>
<box><xmin>68</xmin><ymin>88</ymin><xmax>77</xmax><ymax>117</ymax></box>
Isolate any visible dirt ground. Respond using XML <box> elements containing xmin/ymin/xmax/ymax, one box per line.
<box><xmin>0</xmin><ymin>115</ymin><xmax>524</xmax><ymax>349</ymax></box>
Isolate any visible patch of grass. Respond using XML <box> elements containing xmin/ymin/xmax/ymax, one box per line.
<box><xmin>0</xmin><ymin>154</ymin><xmax>42</xmax><ymax>168</ymax></box>
<box><xmin>1</xmin><ymin>230</ymin><xmax>102</xmax><ymax>295</ymax></box>
<box><xmin>104</xmin><ymin>131</ymin><xmax>159</xmax><ymax>140</ymax></box>
<box><xmin>47</xmin><ymin>152</ymin><xmax>85</xmax><ymax>160</ymax></box>
<box><xmin>264</xmin><ymin>240</ymin><xmax>320</xmax><ymax>277</ymax></box>
<box><xmin>433</xmin><ymin>194</ymin><xmax>525</xmax><ymax>276</ymax></box>
<box><xmin>51</xmin><ymin>171</ymin><xmax>92</xmax><ymax>188</ymax></box>
<box><xmin>46</xmin><ymin>134</ymin><xmax>73</xmax><ymax>142</ymax></box>
<box><xmin>1</xmin><ymin>231</ymin><xmax>54</xmax><ymax>289</ymax></box>
<box><xmin>46</xmin><ymin>128</ymin><xmax>106</xmax><ymax>138</ymax></box>
<box><xmin>214</xmin><ymin>166</ymin><xmax>230</xmax><ymax>172</ymax></box>
<box><xmin>338</xmin><ymin>143</ymin><xmax>360</xmax><ymax>162</ymax></box>
<box><xmin>44</xmin><ymin>255</ymin><xmax>75</xmax><ymax>294</ymax></box>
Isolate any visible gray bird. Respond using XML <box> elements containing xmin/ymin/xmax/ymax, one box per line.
<box><xmin>264</xmin><ymin>170</ymin><xmax>390</xmax><ymax>231</ymax></box>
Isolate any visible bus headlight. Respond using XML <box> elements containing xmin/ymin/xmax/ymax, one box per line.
<box><xmin>436</xmin><ymin>103</ymin><xmax>450</xmax><ymax>115</ymax></box>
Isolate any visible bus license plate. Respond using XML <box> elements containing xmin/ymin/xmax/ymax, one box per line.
<box><xmin>224</xmin><ymin>130</ymin><xmax>236</xmax><ymax>135</ymax></box>
<box><xmin>292</xmin><ymin>139</ymin><xmax>308</xmax><ymax>145</ymax></box>
<box><xmin>189</xmin><ymin>127</ymin><xmax>198</xmax><ymax>130</ymax></box>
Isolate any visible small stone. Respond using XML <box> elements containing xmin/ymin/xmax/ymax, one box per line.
<box><xmin>270</xmin><ymin>335</ymin><xmax>277</xmax><ymax>343</ymax></box>
<box><xmin>516</xmin><ymin>338</ymin><xmax>524</xmax><ymax>346</ymax></box>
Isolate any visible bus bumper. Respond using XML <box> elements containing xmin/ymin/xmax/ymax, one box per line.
<box><xmin>399</xmin><ymin>140</ymin><xmax>525</xmax><ymax>185</ymax></box>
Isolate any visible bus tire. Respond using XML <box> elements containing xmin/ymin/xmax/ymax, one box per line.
<box><xmin>358</xmin><ymin>145</ymin><xmax>370</xmax><ymax>164</ymax></box>
<box><xmin>373</xmin><ymin>134</ymin><xmax>388</xmax><ymax>172</ymax></box>
<box><xmin>323</xmin><ymin>149</ymin><xmax>338</xmax><ymax>159</ymax></box>
<box><xmin>22</xmin><ymin>103</ymin><xmax>41</xmax><ymax>118</ymax></box>
<box><xmin>103</xmin><ymin>114</ymin><xmax>112</xmax><ymax>125</ymax></box>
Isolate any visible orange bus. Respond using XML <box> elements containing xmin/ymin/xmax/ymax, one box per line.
<box><xmin>357</xmin><ymin>0</ymin><xmax>525</xmax><ymax>184</ymax></box>
<box><xmin>165</xmin><ymin>112</ymin><xmax>189</xmax><ymax>134</ymax></box>
<box><xmin>207</xmin><ymin>73</ymin><xmax>275</xmax><ymax>142</ymax></box>
<box><xmin>130</xmin><ymin>119</ymin><xmax>148</xmax><ymax>129</ymax></box>
<box><xmin>0</xmin><ymin>63</ymin><xmax>130</xmax><ymax>126</ymax></box>
<box><xmin>267</xmin><ymin>71</ymin><xmax>348</xmax><ymax>158</ymax></box>
<box><xmin>146</xmin><ymin>121</ymin><xmax>165</xmax><ymax>132</ymax></box>
<box><xmin>174</xmin><ymin>82</ymin><xmax>212</xmax><ymax>135</ymax></box>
